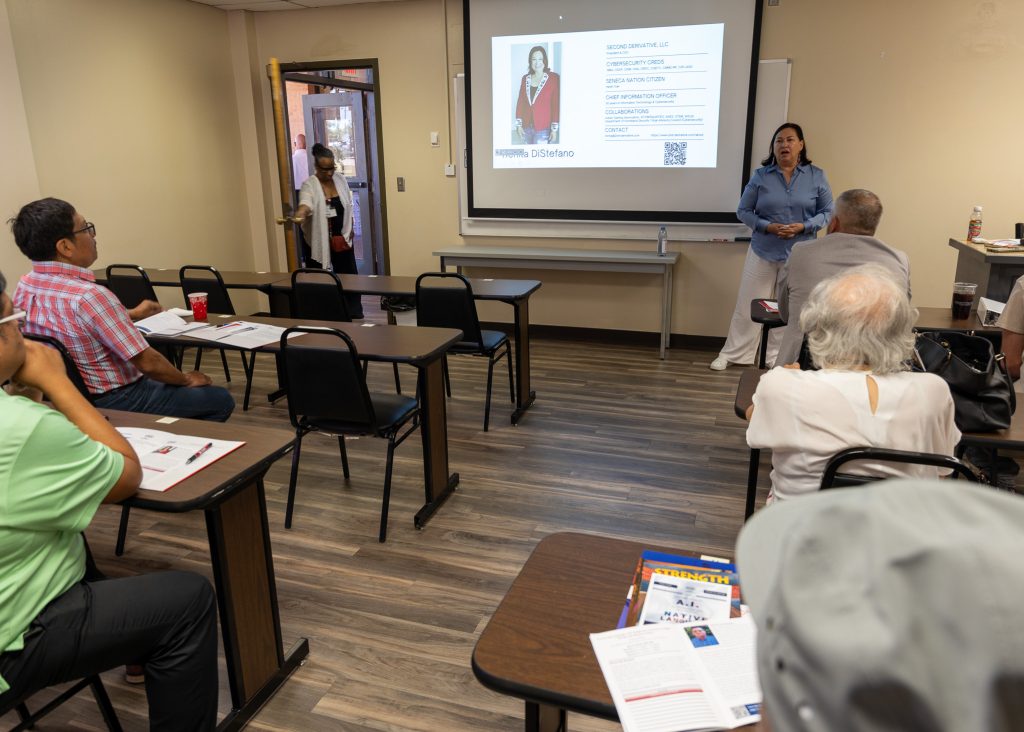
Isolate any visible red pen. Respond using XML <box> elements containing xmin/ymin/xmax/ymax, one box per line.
<box><xmin>185</xmin><ymin>442</ymin><xmax>214</xmax><ymax>465</ymax></box>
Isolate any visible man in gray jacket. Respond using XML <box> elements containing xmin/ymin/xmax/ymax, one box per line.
<box><xmin>775</xmin><ymin>188</ymin><xmax>910</xmax><ymax>366</ymax></box>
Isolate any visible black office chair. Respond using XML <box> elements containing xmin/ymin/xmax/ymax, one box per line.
<box><xmin>179</xmin><ymin>266</ymin><xmax>259</xmax><ymax>410</ymax></box>
<box><xmin>290</xmin><ymin>268</ymin><xmax>351</xmax><ymax>322</ymax></box>
<box><xmin>104</xmin><ymin>264</ymin><xmax>158</xmax><ymax>310</ymax></box>
<box><xmin>23</xmin><ymin>333</ymin><xmax>92</xmax><ymax>402</ymax></box>
<box><xmin>180</xmin><ymin>266</ymin><xmax>234</xmax><ymax>379</ymax></box>
<box><xmin>820</xmin><ymin>447</ymin><xmax>980</xmax><ymax>490</ymax></box>
<box><xmin>280</xmin><ymin>326</ymin><xmax>420</xmax><ymax>542</ymax></box>
<box><xmin>415</xmin><ymin>273</ymin><xmax>514</xmax><ymax>431</ymax></box>
<box><xmin>290</xmin><ymin>268</ymin><xmax>402</xmax><ymax>391</ymax></box>
<box><xmin>104</xmin><ymin>264</ymin><xmax>184</xmax><ymax>367</ymax></box>
<box><xmin>2</xmin><ymin>539</ymin><xmax>123</xmax><ymax>732</ymax></box>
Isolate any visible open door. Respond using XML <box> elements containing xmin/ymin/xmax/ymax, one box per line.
<box><xmin>267</xmin><ymin>57</ymin><xmax>300</xmax><ymax>271</ymax></box>
<box><xmin>267</xmin><ymin>62</ymin><xmax>389</xmax><ymax>276</ymax></box>
<box><xmin>302</xmin><ymin>92</ymin><xmax>373</xmax><ymax>275</ymax></box>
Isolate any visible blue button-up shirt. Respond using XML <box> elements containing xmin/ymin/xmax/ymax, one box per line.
<box><xmin>737</xmin><ymin>163</ymin><xmax>834</xmax><ymax>262</ymax></box>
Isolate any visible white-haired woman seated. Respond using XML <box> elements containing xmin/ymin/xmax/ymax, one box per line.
<box><xmin>746</xmin><ymin>263</ymin><xmax>960</xmax><ymax>502</ymax></box>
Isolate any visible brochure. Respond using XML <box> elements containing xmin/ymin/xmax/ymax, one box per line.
<box><xmin>186</xmin><ymin>321</ymin><xmax>295</xmax><ymax>349</ymax></box>
<box><xmin>621</xmin><ymin>551</ymin><xmax>741</xmax><ymax>629</ymax></box>
<box><xmin>117</xmin><ymin>427</ymin><xmax>244</xmax><ymax>492</ymax></box>
<box><xmin>134</xmin><ymin>311</ymin><xmax>210</xmax><ymax>336</ymax></box>
<box><xmin>638</xmin><ymin>570</ymin><xmax>737</xmax><ymax>626</ymax></box>
<box><xmin>591</xmin><ymin>616</ymin><xmax>761</xmax><ymax>732</ymax></box>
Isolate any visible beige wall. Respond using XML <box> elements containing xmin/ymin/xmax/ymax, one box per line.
<box><xmin>0</xmin><ymin>0</ymin><xmax>38</xmax><ymax>286</ymax></box>
<box><xmin>4</xmin><ymin>0</ymin><xmax>256</xmax><ymax>308</ymax></box>
<box><xmin>4</xmin><ymin>0</ymin><xmax>1022</xmax><ymax>334</ymax></box>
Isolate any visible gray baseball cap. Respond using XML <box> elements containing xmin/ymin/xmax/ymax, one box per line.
<box><xmin>736</xmin><ymin>478</ymin><xmax>1024</xmax><ymax>731</ymax></box>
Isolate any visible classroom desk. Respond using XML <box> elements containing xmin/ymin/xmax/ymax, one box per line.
<box><xmin>433</xmin><ymin>245</ymin><xmax>679</xmax><ymax>359</ymax></box>
<box><xmin>145</xmin><ymin>316</ymin><xmax>463</xmax><ymax>530</ymax></box>
<box><xmin>105</xmin><ymin>410</ymin><xmax>304</xmax><ymax>731</ymax></box>
<box><xmin>472</xmin><ymin>532</ymin><xmax>765</xmax><ymax>732</ymax></box>
<box><xmin>94</xmin><ymin>268</ymin><xmax>542</xmax><ymax>425</ymax></box>
<box><xmin>270</xmin><ymin>275</ymin><xmax>542</xmax><ymax>425</ymax></box>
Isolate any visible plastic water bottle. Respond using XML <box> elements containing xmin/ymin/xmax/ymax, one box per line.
<box><xmin>967</xmin><ymin>206</ymin><xmax>983</xmax><ymax>242</ymax></box>
<box><xmin>657</xmin><ymin>226</ymin><xmax>668</xmax><ymax>256</ymax></box>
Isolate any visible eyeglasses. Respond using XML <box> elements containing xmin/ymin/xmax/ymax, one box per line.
<box><xmin>72</xmin><ymin>222</ymin><xmax>96</xmax><ymax>238</ymax></box>
<box><xmin>0</xmin><ymin>310</ymin><xmax>26</xmax><ymax>326</ymax></box>
<box><xmin>315</xmin><ymin>164</ymin><xmax>337</xmax><ymax>173</ymax></box>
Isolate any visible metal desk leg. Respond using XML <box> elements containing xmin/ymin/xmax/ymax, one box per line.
<box><xmin>660</xmin><ymin>264</ymin><xmax>672</xmax><ymax>359</ymax></box>
<box><xmin>745</xmin><ymin>448</ymin><xmax>760</xmax><ymax>520</ymax></box>
<box><xmin>510</xmin><ymin>298</ymin><xmax>536</xmax><ymax>424</ymax></box>
<box><xmin>414</xmin><ymin>357</ymin><xmax>459</xmax><ymax>528</ymax></box>
<box><xmin>205</xmin><ymin>477</ymin><xmax>308</xmax><ymax>730</ymax></box>
<box><xmin>525</xmin><ymin>701</ymin><xmax>567</xmax><ymax>732</ymax></box>
<box><xmin>757</xmin><ymin>324</ymin><xmax>770</xmax><ymax>369</ymax></box>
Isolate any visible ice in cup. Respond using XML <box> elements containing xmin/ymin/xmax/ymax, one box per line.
<box><xmin>950</xmin><ymin>282</ymin><xmax>977</xmax><ymax>320</ymax></box>
<box><xmin>188</xmin><ymin>292</ymin><xmax>209</xmax><ymax>321</ymax></box>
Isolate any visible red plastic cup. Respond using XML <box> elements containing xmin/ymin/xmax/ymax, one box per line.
<box><xmin>188</xmin><ymin>292</ymin><xmax>208</xmax><ymax>321</ymax></box>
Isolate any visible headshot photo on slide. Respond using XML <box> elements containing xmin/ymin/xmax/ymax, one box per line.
<box><xmin>512</xmin><ymin>42</ymin><xmax>561</xmax><ymax>145</ymax></box>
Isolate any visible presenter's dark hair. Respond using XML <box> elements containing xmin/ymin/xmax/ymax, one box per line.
<box><xmin>311</xmin><ymin>143</ymin><xmax>335</xmax><ymax>161</ymax></box>
<box><xmin>761</xmin><ymin>122</ymin><xmax>811</xmax><ymax>167</ymax></box>
<box><xmin>526</xmin><ymin>45</ymin><xmax>549</xmax><ymax>73</ymax></box>
<box><xmin>8</xmin><ymin>197</ymin><xmax>77</xmax><ymax>262</ymax></box>
<box><xmin>0</xmin><ymin>269</ymin><xmax>6</xmax><ymax>297</ymax></box>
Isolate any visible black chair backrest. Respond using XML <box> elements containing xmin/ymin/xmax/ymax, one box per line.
<box><xmin>179</xmin><ymin>265</ymin><xmax>234</xmax><ymax>315</ymax></box>
<box><xmin>23</xmin><ymin>333</ymin><xmax>93</xmax><ymax>401</ymax></box>
<box><xmin>104</xmin><ymin>264</ymin><xmax>157</xmax><ymax>309</ymax></box>
<box><xmin>280</xmin><ymin>326</ymin><xmax>377</xmax><ymax>432</ymax></box>
<box><xmin>291</xmin><ymin>269</ymin><xmax>351</xmax><ymax>322</ymax></box>
<box><xmin>820</xmin><ymin>447</ymin><xmax>979</xmax><ymax>489</ymax></box>
<box><xmin>415</xmin><ymin>272</ymin><xmax>483</xmax><ymax>347</ymax></box>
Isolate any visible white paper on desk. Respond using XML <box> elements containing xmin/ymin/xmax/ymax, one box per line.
<box><xmin>134</xmin><ymin>311</ymin><xmax>207</xmax><ymax>336</ymax></box>
<box><xmin>116</xmin><ymin>427</ymin><xmax>244</xmax><ymax>492</ymax></box>
<box><xmin>186</xmin><ymin>321</ymin><xmax>291</xmax><ymax>348</ymax></box>
<box><xmin>590</xmin><ymin>616</ymin><xmax>760</xmax><ymax>732</ymax></box>
<box><xmin>167</xmin><ymin>307</ymin><xmax>192</xmax><ymax>317</ymax></box>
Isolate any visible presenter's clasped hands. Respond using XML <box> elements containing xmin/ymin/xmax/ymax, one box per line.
<box><xmin>766</xmin><ymin>222</ymin><xmax>805</xmax><ymax>239</ymax></box>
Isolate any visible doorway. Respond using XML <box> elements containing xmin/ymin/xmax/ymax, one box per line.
<box><xmin>278</xmin><ymin>64</ymin><xmax>389</xmax><ymax>275</ymax></box>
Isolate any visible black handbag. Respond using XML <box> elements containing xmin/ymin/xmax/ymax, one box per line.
<box><xmin>913</xmin><ymin>331</ymin><xmax>1016</xmax><ymax>432</ymax></box>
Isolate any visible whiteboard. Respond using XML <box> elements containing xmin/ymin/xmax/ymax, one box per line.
<box><xmin>455</xmin><ymin>59</ymin><xmax>791</xmax><ymax>241</ymax></box>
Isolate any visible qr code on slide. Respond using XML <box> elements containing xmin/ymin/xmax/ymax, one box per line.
<box><xmin>663</xmin><ymin>141</ymin><xmax>687</xmax><ymax>165</ymax></box>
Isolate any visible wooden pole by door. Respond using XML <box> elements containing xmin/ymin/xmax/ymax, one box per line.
<box><xmin>267</xmin><ymin>57</ymin><xmax>300</xmax><ymax>272</ymax></box>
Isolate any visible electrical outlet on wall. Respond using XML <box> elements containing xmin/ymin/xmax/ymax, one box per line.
<box><xmin>444</xmin><ymin>164</ymin><xmax>456</xmax><ymax>177</ymax></box>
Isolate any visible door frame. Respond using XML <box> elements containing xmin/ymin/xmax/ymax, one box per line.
<box><xmin>277</xmin><ymin>59</ymin><xmax>391</xmax><ymax>275</ymax></box>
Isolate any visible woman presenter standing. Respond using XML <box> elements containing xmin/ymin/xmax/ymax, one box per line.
<box><xmin>710</xmin><ymin>123</ymin><xmax>833</xmax><ymax>370</ymax></box>
<box><xmin>515</xmin><ymin>45</ymin><xmax>560</xmax><ymax>144</ymax></box>
<box><xmin>293</xmin><ymin>143</ymin><xmax>363</xmax><ymax>318</ymax></box>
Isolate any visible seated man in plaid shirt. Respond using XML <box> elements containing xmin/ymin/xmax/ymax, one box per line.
<box><xmin>9</xmin><ymin>198</ymin><xmax>234</xmax><ymax>421</ymax></box>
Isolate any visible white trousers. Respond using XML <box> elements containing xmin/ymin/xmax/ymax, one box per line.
<box><xmin>717</xmin><ymin>246</ymin><xmax>784</xmax><ymax>366</ymax></box>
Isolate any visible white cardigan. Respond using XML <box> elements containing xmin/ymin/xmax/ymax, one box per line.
<box><xmin>298</xmin><ymin>172</ymin><xmax>354</xmax><ymax>268</ymax></box>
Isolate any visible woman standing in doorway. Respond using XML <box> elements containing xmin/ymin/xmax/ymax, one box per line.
<box><xmin>514</xmin><ymin>45</ymin><xmax>560</xmax><ymax>144</ymax></box>
<box><xmin>293</xmin><ymin>143</ymin><xmax>363</xmax><ymax>318</ymax></box>
<box><xmin>710</xmin><ymin>122</ymin><xmax>833</xmax><ymax>370</ymax></box>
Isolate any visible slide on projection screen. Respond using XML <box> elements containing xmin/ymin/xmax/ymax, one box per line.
<box><xmin>464</xmin><ymin>0</ymin><xmax>762</xmax><ymax>223</ymax></box>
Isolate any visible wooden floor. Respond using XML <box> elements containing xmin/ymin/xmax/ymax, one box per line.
<box><xmin>2</xmin><ymin>302</ymin><xmax>766</xmax><ymax>731</ymax></box>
